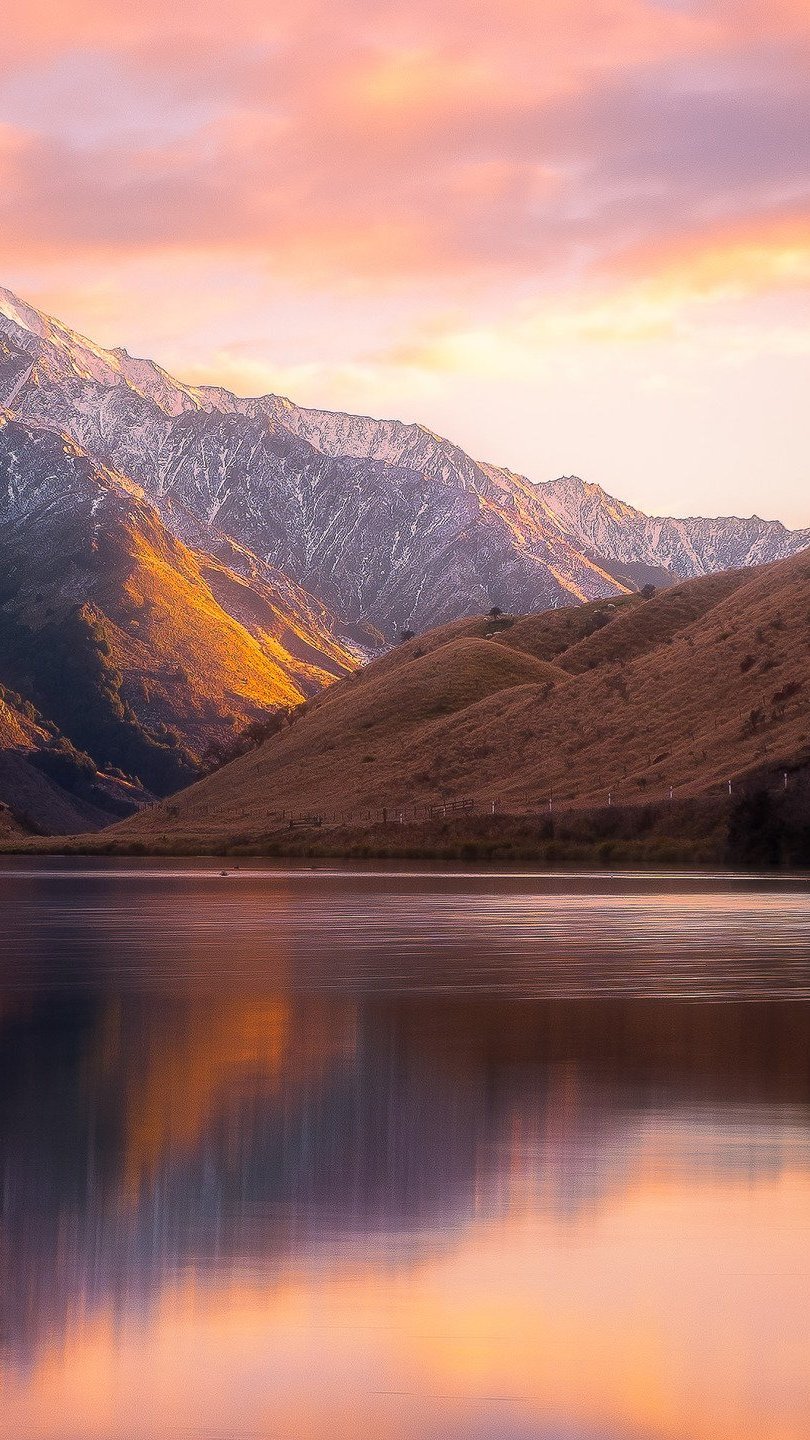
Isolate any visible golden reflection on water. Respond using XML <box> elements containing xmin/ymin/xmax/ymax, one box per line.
<box><xmin>113</xmin><ymin>998</ymin><xmax>357</xmax><ymax>1202</ymax></box>
<box><xmin>3</xmin><ymin>1165</ymin><xmax>808</xmax><ymax>1439</ymax></box>
<box><xmin>0</xmin><ymin>993</ymin><xmax>808</xmax><ymax>1438</ymax></box>
<box><xmin>0</xmin><ymin>869</ymin><xmax>808</xmax><ymax>1438</ymax></box>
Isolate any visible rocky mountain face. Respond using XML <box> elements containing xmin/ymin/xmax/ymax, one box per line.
<box><xmin>3</xmin><ymin>287</ymin><xmax>807</xmax><ymax>641</ymax></box>
<box><xmin>0</xmin><ymin>413</ymin><xmax>356</xmax><ymax>822</ymax></box>
<box><xmin>539</xmin><ymin>475</ymin><xmax>809</xmax><ymax>579</ymax></box>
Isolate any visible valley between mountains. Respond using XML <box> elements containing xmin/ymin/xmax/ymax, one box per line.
<box><xmin>0</xmin><ymin>286</ymin><xmax>808</xmax><ymax>848</ymax></box>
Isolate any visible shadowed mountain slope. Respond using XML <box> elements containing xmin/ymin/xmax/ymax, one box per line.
<box><xmin>0</xmin><ymin>680</ymin><xmax>152</xmax><ymax>834</ymax></box>
<box><xmin>113</xmin><ymin>549</ymin><xmax>810</xmax><ymax>849</ymax></box>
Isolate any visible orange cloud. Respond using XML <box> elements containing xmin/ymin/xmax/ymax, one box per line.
<box><xmin>608</xmin><ymin>215</ymin><xmax>810</xmax><ymax>304</ymax></box>
<box><xmin>1</xmin><ymin>0</ymin><xmax>809</xmax><ymax>537</ymax></box>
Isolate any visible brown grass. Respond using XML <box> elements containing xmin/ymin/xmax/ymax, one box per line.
<box><xmin>38</xmin><ymin>547</ymin><xmax>810</xmax><ymax>855</ymax></box>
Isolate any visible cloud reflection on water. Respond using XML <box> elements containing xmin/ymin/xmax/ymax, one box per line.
<box><xmin>0</xmin><ymin>868</ymin><xmax>807</xmax><ymax>1437</ymax></box>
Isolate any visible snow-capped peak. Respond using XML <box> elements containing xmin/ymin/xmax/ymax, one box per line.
<box><xmin>1</xmin><ymin>283</ymin><xmax>808</xmax><ymax>635</ymax></box>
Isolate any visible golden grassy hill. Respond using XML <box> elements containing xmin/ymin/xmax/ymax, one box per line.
<box><xmin>555</xmin><ymin>569</ymin><xmax>750</xmax><ymax>673</ymax></box>
<box><xmin>110</xmin><ymin>548</ymin><xmax>810</xmax><ymax>852</ymax></box>
<box><xmin>371</xmin><ymin>593</ymin><xmax>643</xmax><ymax>669</ymax></box>
<box><xmin>312</xmin><ymin>636</ymin><xmax>562</xmax><ymax>734</ymax></box>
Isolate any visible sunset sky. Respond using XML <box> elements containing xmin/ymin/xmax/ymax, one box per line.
<box><xmin>1</xmin><ymin>0</ymin><xmax>808</xmax><ymax>524</ymax></box>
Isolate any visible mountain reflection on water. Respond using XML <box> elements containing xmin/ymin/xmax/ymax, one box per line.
<box><xmin>0</xmin><ymin>865</ymin><xmax>808</xmax><ymax>1439</ymax></box>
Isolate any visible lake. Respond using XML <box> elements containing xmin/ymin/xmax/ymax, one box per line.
<box><xmin>0</xmin><ymin>862</ymin><xmax>808</xmax><ymax>1439</ymax></box>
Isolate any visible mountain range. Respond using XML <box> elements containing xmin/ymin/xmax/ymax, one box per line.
<box><xmin>0</xmin><ymin>285</ymin><xmax>808</xmax><ymax>833</ymax></box>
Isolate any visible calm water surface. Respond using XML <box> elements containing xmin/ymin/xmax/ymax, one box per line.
<box><xmin>0</xmin><ymin>862</ymin><xmax>808</xmax><ymax>1439</ymax></box>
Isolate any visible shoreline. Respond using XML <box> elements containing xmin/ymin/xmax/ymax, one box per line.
<box><xmin>3</xmin><ymin>797</ymin><xmax>807</xmax><ymax>870</ymax></box>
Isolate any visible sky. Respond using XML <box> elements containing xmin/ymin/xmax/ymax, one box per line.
<box><xmin>1</xmin><ymin>0</ymin><xmax>809</xmax><ymax>525</ymax></box>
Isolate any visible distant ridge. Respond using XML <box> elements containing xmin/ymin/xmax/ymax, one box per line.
<box><xmin>2</xmin><ymin>286</ymin><xmax>808</xmax><ymax>638</ymax></box>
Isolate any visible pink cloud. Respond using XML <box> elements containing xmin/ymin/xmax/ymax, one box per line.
<box><xmin>0</xmin><ymin>0</ymin><xmax>808</xmax><ymax>321</ymax></box>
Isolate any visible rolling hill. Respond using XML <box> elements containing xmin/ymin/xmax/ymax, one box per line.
<box><xmin>110</xmin><ymin>549</ymin><xmax>810</xmax><ymax>854</ymax></box>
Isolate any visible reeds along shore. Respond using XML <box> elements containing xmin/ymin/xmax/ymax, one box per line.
<box><xmin>17</xmin><ymin>784</ymin><xmax>810</xmax><ymax>867</ymax></box>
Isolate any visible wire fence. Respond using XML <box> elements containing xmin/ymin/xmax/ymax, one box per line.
<box><xmin>267</xmin><ymin>765</ymin><xmax>808</xmax><ymax>830</ymax></box>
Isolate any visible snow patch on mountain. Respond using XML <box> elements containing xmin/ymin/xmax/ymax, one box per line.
<box><xmin>0</xmin><ymin>286</ymin><xmax>807</xmax><ymax>638</ymax></box>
